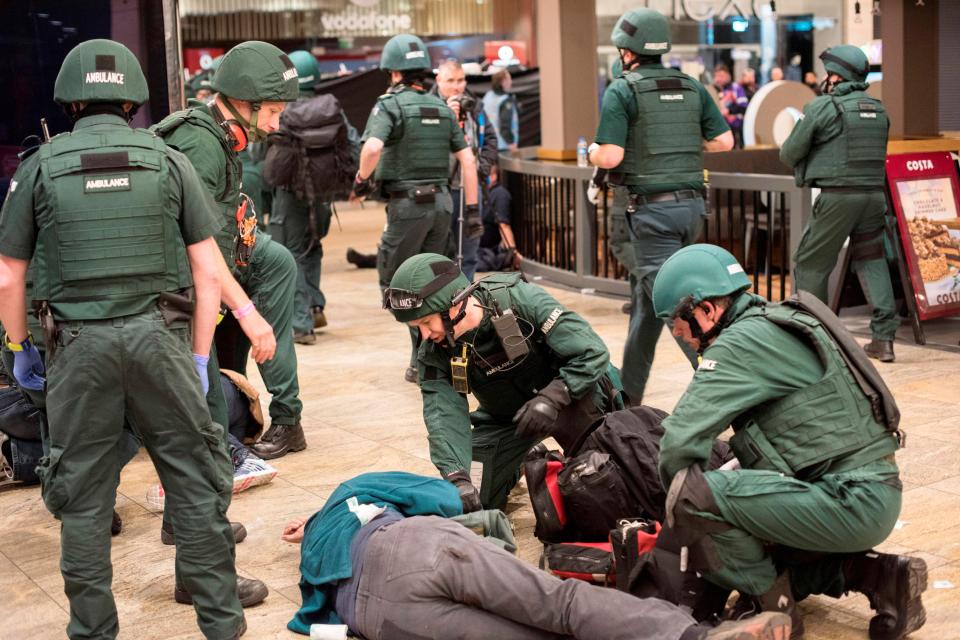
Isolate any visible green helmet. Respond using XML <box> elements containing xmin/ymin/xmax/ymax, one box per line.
<box><xmin>611</xmin><ymin>8</ymin><xmax>672</xmax><ymax>56</ymax></box>
<box><xmin>380</xmin><ymin>34</ymin><xmax>430</xmax><ymax>72</ymax></box>
<box><xmin>288</xmin><ymin>50</ymin><xmax>319</xmax><ymax>90</ymax></box>
<box><xmin>819</xmin><ymin>45</ymin><xmax>870</xmax><ymax>82</ymax></box>
<box><xmin>652</xmin><ymin>244</ymin><xmax>751</xmax><ymax>319</ymax></box>
<box><xmin>210</xmin><ymin>41</ymin><xmax>299</xmax><ymax>102</ymax></box>
<box><xmin>384</xmin><ymin>254</ymin><xmax>469</xmax><ymax>323</ymax></box>
<box><xmin>54</xmin><ymin>39</ymin><xmax>149</xmax><ymax>106</ymax></box>
<box><xmin>209</xmin><ymin>54</ymin><xmax>224</xmax><ymax>73</ymax></box>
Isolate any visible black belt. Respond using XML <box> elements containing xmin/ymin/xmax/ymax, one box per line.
<box><xmin>628</xmin><ymin>188</ymin><xmax>701</xmax><ymax>207</ymax></box>
<box><xmin>388</xmin><ymin>185</ymin><xmax>448</xmax><ymax>201</ymax></box>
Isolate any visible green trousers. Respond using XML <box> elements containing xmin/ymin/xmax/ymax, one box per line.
<box><xmin>39</xmin><ymin>309</ymin><xmax>241</xmax><ymax>639</ymax></box>
<box><xmin>377</xmin><ymin>191</ymin><xmax>454</xmax><ymax>368</ymax></box>
<box><xmin>231</xmin><ymin>230</ymin><xmax>302</xmax><ymax>426</ymax></box>
<box><xmin>794</xmin><ymin>190</ymin><xmax>899</xmax><ymax>341</ymax></box>
<box><xmin>268</xmin><ymin>188</ymin><xmax>332</xmax><ymax>335</ymax></box>
<box><xmin>469</xmin><ymin>410</ymin><xmax>542</xmax><ymax>511</ymax></box>
<box><xmin>622</xmin><ymin>195</ymin><xmax>703</xmax><ymax>401</ymax></box>
<box><xmin>700</xmin><ymin>460</ymin><xmax>902</xmax><ymax>598</ymax></box>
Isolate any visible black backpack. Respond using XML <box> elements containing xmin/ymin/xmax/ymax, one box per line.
<box><xmin>263</xmin><ymin>94</ymin><xmax>358</xmax><ymax>203</ymax></box>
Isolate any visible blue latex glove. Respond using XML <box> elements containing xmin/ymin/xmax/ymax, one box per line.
<box><xmin>12</xmin><ymin>340</ymin><xmax>45</xmax><ymax>391</ymax></box>
<box><xmin>193</xmin><ymin>353</ymin><xmax>210</xmax><ymax>396</ymax></box>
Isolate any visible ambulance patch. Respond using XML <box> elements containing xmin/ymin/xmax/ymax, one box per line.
<box><xmin>84</xmin><ymin>174</ymin><xmax>131</xmax><ymax>193</ymax></box>
<box><xmin>282</xmin><ymin>67</ymin><xmax>299</xmax><ymax>82</ymax></box>
<box><xmin>659</xmin><ymin>94</ymin><xmax>684</xmax><ymax>102</ymax></box>
<box><xmin>85</xmin><ymin>71</ymin><xmax>125</xmax><ymax>85</ymax></box>
<box><xmin>697</xmin><ymin>358</ymin><xmax>717</xmax><ymax>371</ymax></box>
<box><xmin>540</xmin><ymin>308</ymin><xmax>562</xmax><ymax>334</ymax></box>
<box><xmin>421</xmin><ymin>118</ymin><xmax>440</xmax><ymax>125</ymax></box>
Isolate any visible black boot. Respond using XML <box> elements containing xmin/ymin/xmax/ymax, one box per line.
<box><xmin>864</xmin><ymin>340</ymin><xmax>895</xmax><ymax>363</ymax></box>
<box><xmin>111</xmin><ymin>510</ymin><xmax>122</xmax><ymax>536</ymax></box>
<box><xmin>404</xmin><ymin>367</ymin><xmax>419</xmax><ymax>384</ymax></box>
<box><xmin>844</xmin><ymin>552</ymin><xmax>927</xmax><ymax>640</ymax></box>
<box><xmin>162</xmin><ymin>521</ymin><xmax>247</xmax><ymax>545</ymax></box>
<box><xmin>175</xmin><ymin>576</ymin><xmax>268</xmax><ymax>608</ymax></box>
<box><xmin>346</xmin><ymin>248</ymin><xmax>377</xmax><ymax>269</ymax></box>
<box><xmin>250</xmin><ymin>421</ymin><xmax>306</xmax><ymax>460</ymax></box>
<box><xmin>312</xmin><ymin>306</ymin><xmax>328</xmax><ymax>329</ymax></box>
<box><xmin>731</xmin><ymin>572</ymin><xmax>804</xmax><ymax>639</ymax></box>
<box><xmin>232</xmin><ymin>615</ymin><xmax>247</xmax><ymax>639</ymax></box>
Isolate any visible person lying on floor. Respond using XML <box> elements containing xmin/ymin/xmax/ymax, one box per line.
<box><xmin>280</xmin><ymin>470</ymin><xmax>789</xmax><ymax>640</ymax></box>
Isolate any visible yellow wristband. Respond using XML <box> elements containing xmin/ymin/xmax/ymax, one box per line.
<box><xmin>5</xmin><ymin>333</ymin><xmax>33</xmax><ymax>352</ymax></box>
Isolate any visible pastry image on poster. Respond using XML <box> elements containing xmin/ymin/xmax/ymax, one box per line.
<box><xmin>897</xmin><ymin>179</ymin><xmax>960</xmax><ymax>303</ymax></box>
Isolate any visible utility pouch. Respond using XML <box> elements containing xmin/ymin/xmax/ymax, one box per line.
<box><xmin>412</xmin><ymin>185</ymin><xmax>438</xmax><ymax>204</ymax></box>
<box><xmin>492</xmin><ymin>309</ymin><xmax>529</xmax><ymax>362</ymax></box>
<box><xmin>450</xmin><ymin>345</ymin><xmax>470</xmax><ymax>394</ymax></box>
<box><xmin>729</xmin><ymin>420</ymin><xmax>794</xmax><ymax>476</ymax></box>
<box><xmin>157</xmin><ymin>288</ymin><xmax>196</xmax><ymax>326</ymax></box>
<box><xmin>33</xmin><ymin>301</ymin><xmax>58</xmax><ymax>361</ymax></box>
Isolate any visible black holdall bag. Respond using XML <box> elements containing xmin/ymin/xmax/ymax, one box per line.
<box><xmin>263</xmin><ymin>93</ymin><xmax>358</xmax><ymax>203</ymax></box>
<box><xmin>541</xmin><ymin>541</ymin><xmax>616</xmax><ymax>586</ymax></box>
<box><xmin>557</xmin><ymin>450</ymin><xmax>631</xmax><ymax>541</ymax></box>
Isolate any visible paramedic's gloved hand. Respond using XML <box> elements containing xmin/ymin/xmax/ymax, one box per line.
<box><xmin>464</xmin><ymin>204</ymin><xmax>483</xmax><ymax>239</ymax></box>
<box><xmin>10</xmin><ymin>337</ymin><xmax>45</xmax><ymax>391</ymax></box>
<box><xmin>587</xmin><ymin>166</ymin><xmax>607</xmax><ymax>206</ymax></box>
<box><xmin>513</xmin><ymin>379</ymin><xmax>571</xmax><ymax>439</ymax></box>
<box><xmin>193</xmin><ymin>353</ymin><xmax>210</xmax><ymax>395</ymax></box>
<box><xmin>444</xmin><ymin>470</ymin><xmax>482</xmax><ymax>513</ymax></box>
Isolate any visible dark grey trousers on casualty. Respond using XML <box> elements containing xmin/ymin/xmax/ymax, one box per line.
<box><xmin>354</xmin><ymin>516</ymin><xmax>697</xmax><ymax>640</ymax></box>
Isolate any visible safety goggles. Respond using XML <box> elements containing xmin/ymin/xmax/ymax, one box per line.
<box><xmin>382</xmin><ymin>260</ymin><xmax>462</xmax><ymax>311</ymax></box>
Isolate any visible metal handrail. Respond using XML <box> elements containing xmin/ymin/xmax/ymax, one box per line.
<box><xmin>500</xmin><ymin>150</ymin><xmax>812</xmax><ymax>301</ymax></box>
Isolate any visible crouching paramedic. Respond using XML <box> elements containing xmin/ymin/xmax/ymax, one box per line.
<box><xmin>652</xmin><ymin>244</ymin><xmax>926</xmax><ymax>640</ymax></box>
<box><xmin>384</xmin><ymin>253</ymin><xmax>622</xmax><ymax>512</ymax></box>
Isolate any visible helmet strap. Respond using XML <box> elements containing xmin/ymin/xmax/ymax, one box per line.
<box><xmin>219</xmin><ymin>98</ymin><xmax>267</xmax><ymax>147</ymax></box>
<box><xmin>442</xmin><ymin>297</ymin><xmax>470</xmax><ymax>348</ymax></box>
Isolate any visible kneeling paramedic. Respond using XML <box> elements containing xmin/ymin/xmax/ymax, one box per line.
<box><xmin>652</xmin><ymin>244</ymin><xmax>926</xmax><ymax>640</ymax></box>
<box><xmin>384</xmin><ymin>253</ymin><xmax>622</xmax><ymax>512</ymax></box>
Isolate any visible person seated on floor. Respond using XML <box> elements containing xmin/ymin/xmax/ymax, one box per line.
<box><xmin>476</xmin><ymin>163</ymin><xmax>522</xmax><ymax>273</ymax></box>
<box><xmin>281</xmin><ymin>470</ymin><xmax>790</xmax><ymax>640</ymax></box>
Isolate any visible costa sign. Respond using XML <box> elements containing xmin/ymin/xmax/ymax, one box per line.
<box><xmin>644</xmin><ymin>0</ymin><xmax>762</xmax><ymax>21</ymax></box>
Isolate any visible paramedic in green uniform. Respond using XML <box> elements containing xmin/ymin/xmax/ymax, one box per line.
<box><xmin>780</xmin><ymin>45</ymin><xmax>898</xmax><ymax>363</ymax></box>
<box><xmin>349</xmin><ymin>34</ymin><xmax>479</xmax><ymax>384</ymax></box>
<box><xmin>652</xmin><ymin>244</ymin><xmax>926</xmax><ymax>640</ymax></box>
<box><xmin>0</xmin><ymin>39</ymin><xmax>245</xmax><ymax>639</ymax></box>
<box><xmin>155</xmin><ymin>41</ymin><xmax>307</xmax><ymax>463</ymax></box>
<box><xmin>384</xmin><ymin>253</ymin><xmax>622</xmax><ymax>512</ymax></box>
<box><xmin>589</xmin><ymin>8</ymin><xmax>733</xmax><ymax>404</ymax></box>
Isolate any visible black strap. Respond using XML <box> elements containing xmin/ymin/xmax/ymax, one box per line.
<box><xmin>419</xmin><ymin>261</ymin><xmax>461</xmax><ymax>299</ymax></box>
<box><xmin>820</xmin><ymin>51</ymin><xmax>868</xmax><ymax>78</ymax></box>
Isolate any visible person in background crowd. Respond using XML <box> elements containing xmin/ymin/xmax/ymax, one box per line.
<box><xmin>483</xmin><ymin>69</ymin><xmax>520</xmax><ymax>152</ymax></box>
<box><xmin>476</xmin><ymin>163</ymin><xmax>521</xmax><ymax>272</ymax></box>
<box><xmin>803</xmin><ymin>71</ymin><xmax>821</xmax><ymax>95</ymax></box>
<box><xmin>770</xmin><ymin>66</ymin><xmax>784</xmax><ymax>82</ymax></box>
<box><xmin>713</xmin><ymin>64</ymin><xmax>748</xmax><ymax>149</ymax></box>
<box><xmin>739</xmin><ymin>68</ymin><xmax>758</xmax><ymax>101</ymax></box>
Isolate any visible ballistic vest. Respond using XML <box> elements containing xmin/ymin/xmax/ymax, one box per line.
<box><xmin>33</xmin><ymin>123</ymin><xmax>192</xmax><ymax>321</ymax></box>
<box><xmin>615</xmin><ymin>68</ymin><xmax>704</xmax><ymax>190</ymax></box>
<box><xmin>798</xmin><ymin>88</ymin><xmax>888</xmax><ymax>188</ymax></box>
<box><xmin>153</xmin><ymin>103</ymin><xmax>242</xmax><ymax>263</ymax></box>
<box><xmin>729</xmin><ymin>302</ymin><xmax>898</xmax><ymax>479</ymax></box>
<box><xmin>375</xmin><ymin>88</ymin><xmax>453</xmax><ymax>185</ymax></box>
<box><xmin>481</xmin><ymin>90</ymin><xmax>518</xmax><ymax>152</ymax></box>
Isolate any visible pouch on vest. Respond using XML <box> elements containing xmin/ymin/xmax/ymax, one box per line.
<box><xmin>541</xmin><ymin>541</ymin><xmax>615</xmax><ymax>585</ymax></box>
<box><xmin>729</xmin><ymin>420</ymin><xmax>795</xmax><ymax>476</ymax></box>
<box><xmin>558</xmin><ymin>450</ymin><xmax>631</xmax><ymax>540</ymax></box>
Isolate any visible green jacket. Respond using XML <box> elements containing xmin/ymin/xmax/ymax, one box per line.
<box><xmin>418</xmin><ymin>275</ymin><xmax>610</xmax><ymax>473</ymax></box>
<box><xmin>779</xmin><ymin>82</ymin><xmax>888</xmax><ymax>188</ymax></box>
<box><xmin>153</xmin><ymin>100</ymin><xmax>242</xmax><ymax>264</ymax></box>
<box><xmin>659</xmin><ymin>293</ymin><xmax>898</xmax><ymax>488</ymax></box>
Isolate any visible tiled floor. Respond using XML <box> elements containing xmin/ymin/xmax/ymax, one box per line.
<box><xmin>2</xmin><ymin>202</ymin><xmax>958</xmax><ymax>639</ymax></box>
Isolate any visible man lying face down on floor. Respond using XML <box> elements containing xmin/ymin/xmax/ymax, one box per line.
<box><xmin>280</xmin><ymin>471</ymin><xmax>789</xmax><ymax>640</ymax></box>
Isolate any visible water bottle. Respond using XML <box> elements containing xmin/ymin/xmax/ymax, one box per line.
<box><xmin>577</xmin><ymin>136</ymin><xmax>589</xmax><ymax>167</ymax></box>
